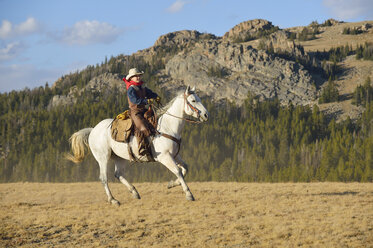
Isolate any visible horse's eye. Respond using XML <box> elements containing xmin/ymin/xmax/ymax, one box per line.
<box><xmin>191</xmin><ymin>100</ymin><xmax>196</xmax><ymax>102</ymax></box>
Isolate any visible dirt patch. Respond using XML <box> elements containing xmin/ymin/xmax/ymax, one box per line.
<box><xmin>1</xmin><ymin>182</ymin><xmax>372</xmax><ymax>247</ymax></box>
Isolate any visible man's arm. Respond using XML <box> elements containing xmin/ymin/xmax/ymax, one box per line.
<box><xmin>145</xmin><ymin>87</ymin><xmax>158</xmax><ymax>99</ymax></box>
<box><xmin>128</xmin><ymin>86</ymin><xmax>148</xmax><ymax>105</ymax></box>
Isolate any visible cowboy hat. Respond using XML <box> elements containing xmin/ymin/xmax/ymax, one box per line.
<box><xmin>126</xmin><ymin>68</ymin><xmax>144</xmax><ymax>80</ymax></box>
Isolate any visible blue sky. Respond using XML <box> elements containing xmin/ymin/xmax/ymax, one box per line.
<box><xmin>1</xmin><ymin>0</ymin><xmax>372</xmax><ymax>92</ymax></box>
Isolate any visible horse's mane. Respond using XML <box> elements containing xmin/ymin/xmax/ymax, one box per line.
<box><xmin>154</xmin><ymin>89</ymin><xmax>196</xmax><ymax>116</ymax></box>
<box><xmin>155</xmin><ymin>91</ymin><xmax>183</xmax><ymax>116</ymax></box>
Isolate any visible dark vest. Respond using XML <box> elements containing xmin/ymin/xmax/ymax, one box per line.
<box><xmin>128</xmin><ymin>85</ymin><xmax>146</xmax><ymax>112</ymax></box>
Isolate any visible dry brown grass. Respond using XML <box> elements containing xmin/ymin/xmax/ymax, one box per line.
<box><xmin>293</xmin><ymin>21</ymin><xmax>373</xmax><ymax>52</ymax></box>
<box><xmin>1</xmin><ymin>182</ymin><xmax>372</xmax><ymax>247</ymax></box>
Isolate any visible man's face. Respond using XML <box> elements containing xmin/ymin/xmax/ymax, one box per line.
<box><xmin>131</xmin><ymin>75</ymin><xmax>141</xmax><ymax>82</ymax></box>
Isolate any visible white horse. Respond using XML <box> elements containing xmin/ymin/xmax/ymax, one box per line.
<box><xmin>67</xmin><ymin>86</ymin><xmax>209</xmax><ymax>205</ymax></box>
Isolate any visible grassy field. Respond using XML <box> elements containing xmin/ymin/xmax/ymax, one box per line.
<box><xmin>0</xmin><ymin>182</ymin><xmax>372</xmax><ymax>247</ymax></box>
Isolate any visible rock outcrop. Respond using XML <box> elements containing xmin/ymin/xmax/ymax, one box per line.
<box><xmin>162</xmin><ymin>40</ymin><xmax>316</xmax><ymax>105</ymax></box>
<box><xmin>153</xmin><ymin>30</ymin><xmax>205</xmax><ymax>47</ymax></box>
<box><xmin>49</xmin><ymin>73</ymin><xmax>124</xmax><ymax>108</ymax></box>
<box><xmin>223</xmin><ymin>19</ymin><xmax>276</xmax><ymax>42</ymax></box>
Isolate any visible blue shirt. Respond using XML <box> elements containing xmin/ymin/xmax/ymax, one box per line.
<box><xmin>127</xmin><ymin>85</ymin><xmax>158</xmax><ymax>105</ymax></box>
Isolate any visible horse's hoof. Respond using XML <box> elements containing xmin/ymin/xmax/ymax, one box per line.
<box><xmin>132</xmin><ymin>192</ymin><xmax>141</xmax><ymax>199</ymax></box>
<box><xmin>167</xmin><ymin>181</ymin><xmax>174</xmax><ymax>189</ymax></box>
<box><xmin>110</xmin><ymin>199</ymin><xmax>120</xmax><ymax>206</ymax></box>
<box><xmin>186</xmin><ymin>193</ymin><xmax>195</xmax><ymax>201</ymax></box>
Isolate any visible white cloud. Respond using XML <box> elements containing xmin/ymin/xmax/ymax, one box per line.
<box><xmin>0</xmin><ymin>17</ymin><xmax>40</xmax><ymax>39</ymax></box>
<box><xmin>166</xmin><ymin>0</ymin><xmax>187</xmax><ymax>13</ymax></box>
<box><xmin>17</xmin><ymin>17</ymin><xmax>40</xmax><ymax>35</ymax></box>
<box><xmin>0</xmin><ymin>42</ymin><xmax>25</xmax><ymax>61</ymax></box>
<box><xmin>0</xmin><ymin>20</ymin><xmax>12</xmax><ymax>39</ymax></box>
<box><xmin>323</xmin><ymin>0</ymin><xmax>373</xmax><ymax>20</ymax></box>
<box><xmin>55</xmin><ymin>20</ymin><xmax>123</xmax><ymax>45</ymax></box>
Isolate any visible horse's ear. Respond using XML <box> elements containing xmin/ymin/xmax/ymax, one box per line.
<box><xmin>191</xmin><ymin>85</ymin><xmax>196</xmax><ymax>92</ymax></box>
<box><xmin>185</xmin><ymin>85</ymin><xmax>190</xmax><ymax>94</ymax></box>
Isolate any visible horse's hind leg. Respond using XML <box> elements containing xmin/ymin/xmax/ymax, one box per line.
<box><xmin>168</xmin><ymin>155</ymin><xmax>188</xmax><ymax>189</ymax></box>
<box><xmin>113</xmin><ymin>157</ymin><xmax>141</xmax><ymax>199</ymax></box>
<box><xmin>88</xmin><ymin>121</ymin><xmax>119</xmax><ymax>205</ymax></box>
<box><xmin>98</xmin><ymin>160</ymin><xmax>120</xmax><ymax>206</ymax></box>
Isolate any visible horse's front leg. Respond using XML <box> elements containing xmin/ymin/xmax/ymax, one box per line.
<box><xmin>159</xmin><ymin>153</ymin><xmax>194</xmax><ymax>201</ymax></box>
<box><xmin>168</xmin><ymin>155</ymin><xmax>188</xmax><ymax>189</ymax></box>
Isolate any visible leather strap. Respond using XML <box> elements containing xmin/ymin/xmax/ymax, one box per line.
<box><xmin>160</xmin><ymin>133</ymin><xmax>182</xmax><ymax>157</ymax></box>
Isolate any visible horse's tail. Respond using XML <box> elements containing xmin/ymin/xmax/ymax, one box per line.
<box><xmin>66</xmin><ymin>128</ymin><xmax>93</xmax><ymax>164</ymax></box>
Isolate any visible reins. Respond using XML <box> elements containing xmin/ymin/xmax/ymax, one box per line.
<box><xmin>161</xmin><ymin>111</ymin><xmax>202</xmax><ymax>124</ymax></box>
<box><xmin>151</xmin><ymin>93</ymin><xmax>203</xmax><ymax>124</ymax></box>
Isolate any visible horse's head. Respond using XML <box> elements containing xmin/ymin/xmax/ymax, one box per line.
<box><xmin>183</xmin><ymin>86</ymin><xmax>209</xmax><ymax>122</ymax></box>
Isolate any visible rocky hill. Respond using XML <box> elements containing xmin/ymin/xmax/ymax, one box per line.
<box><xmin>51</xmin><ymin>19</ymin><xmax>373</xmax><ymax>121</ymax></box>
<box><xmin>163</xmin><ymin>40</ymin><xmax>315</xmax><ymax>105</ymax></box>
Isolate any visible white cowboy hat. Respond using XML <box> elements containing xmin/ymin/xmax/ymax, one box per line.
<box><xmin>126</xmin><ymin>68</ymin><xmax>144</xmax><ymax>80</ymax></box>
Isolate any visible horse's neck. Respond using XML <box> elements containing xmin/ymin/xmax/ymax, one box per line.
<box><xmin>158</xmin><ymin>96</ymin><xmax>185</xmax><ymax>139</ymax></box>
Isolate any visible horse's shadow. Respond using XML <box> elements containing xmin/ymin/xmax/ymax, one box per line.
<box><xmin>312</xmin><ymin>191</ymin><xmax>359</xmax><ymax>196</ymax></box>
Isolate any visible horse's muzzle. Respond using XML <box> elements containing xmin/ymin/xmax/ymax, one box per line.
<box><xmin>200</xmin><ymin>112</ymin><xmax>209</xmax><ymax>122</ymax></box>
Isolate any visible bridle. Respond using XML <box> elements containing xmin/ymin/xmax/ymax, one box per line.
<box><xmin>149</xmin><ymin>92</ymin><xmax>204</xmax><ymax>158</ymax></box>
<box><xmin>162</xmin><ymin>92</ymin><xmax>203</xmax><ymax>124</ymax></box>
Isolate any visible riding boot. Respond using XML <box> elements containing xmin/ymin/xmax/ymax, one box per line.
<box><xmin>135</xmin><ymin>130</ymin><xmax>146</xmax><ymax>156</ymax></box>
<box><xmin>130</xmin><ymin>109</ymin><xmax>155</xmax><ymax>159</ymax></box>
<box><xmin>135</xmin><ymin>127</ymin><xmax>151</xmax><ymax>156</ymax></box>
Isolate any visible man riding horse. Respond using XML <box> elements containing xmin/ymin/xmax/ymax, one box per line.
<box><xmin>67</xmin><ymin>83</ymin><xmax>209</xmax><ymax>203</ymax></box>
<box><xmin>123</xmin><ymin>68</ymin><xmax>161</xmax><ymax>157</ymax></box>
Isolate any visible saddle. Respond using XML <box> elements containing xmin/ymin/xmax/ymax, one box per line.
<box><xmin>111</xmin><ymin>107</ymin><xmax>157</xmax><ymax>161</ymax></box>
<box><xmin>111</xmin><ymin>110</ymin><xmax>133</xmax><ymax>143</ymax></box>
